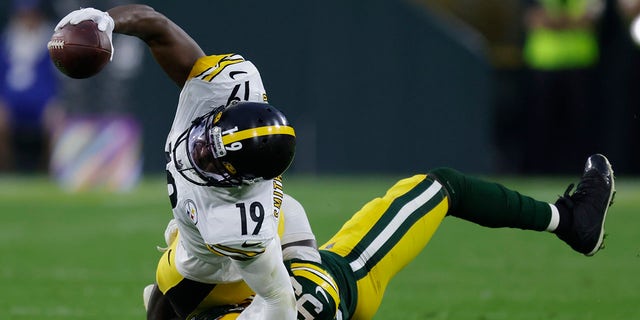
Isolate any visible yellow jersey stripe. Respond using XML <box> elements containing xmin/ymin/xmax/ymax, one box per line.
<box><xmin>291</xmin><ymin>267</ymin><xmax>340</xmax><ymax>305</ymax></box>
<box><xmin>202</xmin><ymin>58</ymin><xmax>245</xmax><ymax>82</ymax></box>
<box><xmin>222</xmin><ymin>126</ymin><xmax>295</xmax><ymax>145</ymax></box>
<box><xmin>206</xmin><ymin>243</ymin><xmax>264</xmax><ymax>259</ymax></box>
<box><xmin>188</xmin><ymin>54</ymin><xmax>245</xmax><ymax>81</ymax></box>
<box><xmin>291</xmin><ymin>262</ymin><xmax>340</xmax><ymax>295</ymax></box>
<box><xmin>189</xmin><ymin>54</ymin><xmax>232</xmax><ymax>79</ymax></box>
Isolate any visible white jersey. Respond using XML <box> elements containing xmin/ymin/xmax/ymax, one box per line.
<box><xmin>165</xmin><ymin>54</ymin><xmax>267</xmax><ymax>152</ymax></box>
<box><xmin>164</xmin><ymin>54</ymin><xmax>281</xmax><ymax>283</ymax></box>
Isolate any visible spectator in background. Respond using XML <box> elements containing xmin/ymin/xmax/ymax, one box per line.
<box><xmin>0</xmin><ymin>0</ymin><xmax>65</xmax><ymax>173</ymax></box>
<box><xmin>522</xmin><ymin>0</ymin><xmax>604</xmax><ymax>174</ymax></box>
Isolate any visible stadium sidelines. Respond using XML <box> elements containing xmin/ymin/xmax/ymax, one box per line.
<box><xmin>0</xmin><ymin>175</ymin><xmax>637</xmax><ymax>319</ymax></box>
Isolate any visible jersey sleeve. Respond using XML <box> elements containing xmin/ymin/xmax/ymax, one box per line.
<box><xmin>280</xmin><ymin>194</ymin><xmax>321</xmax><ymax>262</ymax></box>
<box><xmin>286</xmin><ymin>259</ymin><xmax>341</xmax><ymax>320</ymax></box>
<box><xmin>166</xmin><ymin>53</ymin><xmax>268</xmax><ymax>152</ymax></box>
<box><xmin>233</xmin><ymin>238</ymin><xmax>297</xmax><ymax>320</ymax></box>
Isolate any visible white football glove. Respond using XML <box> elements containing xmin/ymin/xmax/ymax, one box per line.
<box><xmin>55</xmin><ymin>8</ymin><xmax>115</xmax><ymax>60</ymax></box>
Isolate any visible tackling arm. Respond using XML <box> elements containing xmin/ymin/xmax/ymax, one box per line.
<box><xmin>107</xmin><ymin>5</ymin><xmax>204</xmax><ymax>88</ymax></box>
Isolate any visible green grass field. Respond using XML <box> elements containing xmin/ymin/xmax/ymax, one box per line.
<box><xmin>0</xmin><ymin>174</ymin><xmax>638</xmax><ymax>319</ymax></box>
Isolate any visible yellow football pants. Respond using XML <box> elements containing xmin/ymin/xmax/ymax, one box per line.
<box><xmin>320</xmin><ymin>174</ymin><xmax>449</xmax><ymax>319</ymax></box>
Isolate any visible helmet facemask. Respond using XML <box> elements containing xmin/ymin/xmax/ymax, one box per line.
<box><xmin>172</xmin><ymin>107</ymin><xmax>242</xmax><ymax>187</ymax></box>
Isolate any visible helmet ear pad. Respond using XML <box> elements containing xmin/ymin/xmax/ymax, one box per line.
<box><xmin>211</xmin><ymin>102</ymin><xmax>296</xmax><ymax>183</ymax></box>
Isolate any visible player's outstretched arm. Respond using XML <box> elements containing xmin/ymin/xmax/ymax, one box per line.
<box><xmin>107</xmin><ymin>4</ymin><xmax>204</xmax><ymax>88</ymax></box>
<box><xmin>230</xmin><ymin>239</ymin><xmax>297</xmax><ymax>319</ymax></box>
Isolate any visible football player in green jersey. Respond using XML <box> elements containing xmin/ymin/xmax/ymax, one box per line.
<box><xmin>189</xmin><ymin>153</ymin><xmax>615</xmax><ymax>320</ymax></box>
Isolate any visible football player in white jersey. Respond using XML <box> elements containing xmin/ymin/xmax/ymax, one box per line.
<box><xmin>55</xmin><ymin>5</ymin><xmax>299</xmax><ymax>320</ymax></box>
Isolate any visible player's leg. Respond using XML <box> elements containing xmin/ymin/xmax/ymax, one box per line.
<box><xmin>151</xmin><ymin>233</ymin><xmax>254</xmax><ymax>319</ymax></box>
<box><xmin>150</xmin><ymin>235</ymin><xmax>213</xmax><ymax>319</ymax></box>
<box><xmin>429</xmin><ymin>153</ymin><xmax>615</xmax><ymax>256</ymax></box>
<box><xmin>144</xmin><ymin>283</ymin><xmax>180</xmax><ymax>320</ymax></box>
<box><xmin>320</xmin><ymin>174</ymin><xmax>450</xmax><ymax>319</ymax></box>
<box><xmin>429</xmin><ymin>167</ymin><xmax>553</xmax><ymax>231</ymax></box>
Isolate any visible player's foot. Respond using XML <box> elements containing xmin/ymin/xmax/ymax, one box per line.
<box><xmin>555</xmin><ymin>154</ymin><xmax>616</xmax><ymax>256</ymax></box>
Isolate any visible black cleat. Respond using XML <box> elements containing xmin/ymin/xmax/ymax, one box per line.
<box><xmin>555</xmin><ymin>154</ymin><xmax>616</xmax><ymax>256</ymax></box>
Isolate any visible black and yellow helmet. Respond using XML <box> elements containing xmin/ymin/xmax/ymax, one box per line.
<box><xmin>176</xmin><ymin>101</ymin><xmax>296</xmax><ymax>187</ymax></box>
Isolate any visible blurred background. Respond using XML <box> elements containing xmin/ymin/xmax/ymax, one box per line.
<box><xmin>0</xmin><ymin>0</ymin><xmax>639</xmax><ymax>190</ymax></box>
<box><xmin>1</xmin><ymin>2</ymin><xmax>638</xmax><ymax>319</ymax></box>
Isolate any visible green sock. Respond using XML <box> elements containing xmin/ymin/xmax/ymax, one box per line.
<box><xmin>429</xmin><ymin>167</ymin><xmax>551</xmax><ymax>231</ymax></box>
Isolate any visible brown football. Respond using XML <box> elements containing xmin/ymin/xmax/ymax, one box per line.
<box><xmin>47</xmin><ymin>20</ymin><xmax>111</xmax><ymax>79</ymax></box>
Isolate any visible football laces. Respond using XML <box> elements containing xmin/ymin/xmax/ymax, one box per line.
<box><xmin>47</xmin><ymin>39</ymin><xmax>65</xmax><ymax>50</ymax></box>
